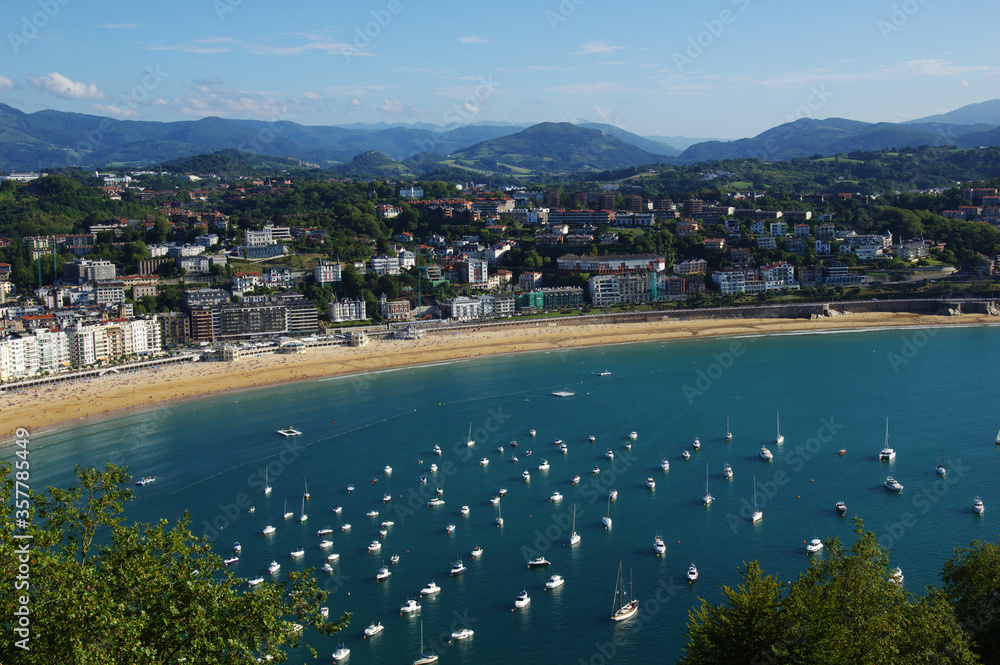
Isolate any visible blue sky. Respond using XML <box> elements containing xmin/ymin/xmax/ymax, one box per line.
<box><xmin>2</xmin><ymin>0</ymin><xmax>999</xmax><ymax>140</ymax></box>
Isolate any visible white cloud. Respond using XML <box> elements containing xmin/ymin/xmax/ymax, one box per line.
<box><xmin>458</xmin><ymin>36</ymin><xmax>489</xmax><ymax>43</ymax></box>
<box><xmin>572</xmin><ymin>40</ymin><xmax>625</xmax><ymax>56</ymax></box>
<box><xmin>753</xmin><ymin>59</ymin><xmax>1000</xmax><ymax>88</ymax></box>
<box><xmin>380</xmin><ymin>98</ymin><xmax>425</xmax><ymax>117</ymax></box>
<box><xmin>26</xmin><ymin>73</ymin><xmax>105</xmax><ymax>99</ymax></box>
<box><xmin>91</xmin><ymin>104</ymin><xmax>140</xmax><ymax>118</ymax></box>
<box><xmin>155</xmin><ymin>80</ymin><xmax>303</xmax><ymax>120</ymax></box>
<box><xmin>0</xmin><ymin>74</ymin><xmax>16</xmax><ymax>92</ymax></box>
<box><xmin>101</xmin><ymin>23</ymin><xmax>139</xmax><ymax>29</ymax></box>
<box><xmin>551</xmin><ymin>81</ymin><xmax>632</xmax><ymax>95</ymax></box>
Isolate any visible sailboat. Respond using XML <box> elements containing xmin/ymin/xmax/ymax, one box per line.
<box><xmin>413</xmin><ymin>620</ymin><xmax>438</xmax><ymax>664</ymax></box>
<box><xmin>283</xmin><ymin>499</ymin><xmax>293</xmax><ymax>520</ymax></box>
<box><xmin>264</xmin><ymin>467</ymin><xmax>271</xmax><ymax>495</ymax></box>
<box><xmin>299</xmin><ymin>496</ymin><xmax>307</xmax><ymax>523</ymax></box>
<box><xmin>725</xmin><ymin>417</ymin><xmax>733</xmax><ymax>441</ymax></box>
<box><xmin>611</xmin><ymin>561</ymin><xmax>638</xmax><ymax>621</ymax></box>
<box><xmin>569</xmin><ymin>505</ymin><xmax>581</xmax><ymax>545</ymax></box>
<box><xmin>752</xmin><ymin>474</ymin><xmax>762</xmax><ymax>522</ymax></box>
<box><xmin>602</xmin><ymin>495</ymin><xmax>612</xmax><ymax>529</ymax></box>
<box><xmin>303</xmin><ymin>478</ymin><xmax>310</xmax><ymax>500</ymax></box>
<box><xmin>937</xmin><ymin>437</ymin><xmax>946</xmax><ymax>477</ymax></box>
<box><xmin>495</xmin><ymin>504</ymin><xmax>503</xmax><ymax>527</ymax></box>
<box><xmin>775</xmin><ymin>412</ymin><xmax>784</xmax><ymax>445</ymax></box>
<box><xmin>996</xmin><ymin>428</ymin><xmax>1000</xmax><ymax>445</ymax></box>
<box><xmin>702</xmin><ymin>464</ymin><xmax>713</xmax><ymax>505</ymax></box>
<box><xmin>879</xmin><ymin>418</ymin><xmax>896</xmax><ymax>461</ymax></box>
<box><xmin>466</xmin><ymin>423</ymin><xmax>475</xmax><ymax>447</ymax></box>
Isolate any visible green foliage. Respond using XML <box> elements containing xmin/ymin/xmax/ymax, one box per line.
<box><xmin>942</xmin><ymin>537</ymin><xmax>1000</xmax><ymax>663</ymax></box>
<box><xmin>679</xmin><ymin>519</ymin><xmax>977</xmax><ymax>665</ymax></box>
<box><xmin>0</xmin><ymin>462</ymin><xmax>347</xmax><ymax>664</ymax></box>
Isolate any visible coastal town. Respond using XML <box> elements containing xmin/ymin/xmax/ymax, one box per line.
<box><xmin>0</xmin><ymin>167</ymin><xmax>998</xmax><ymax>384</ymax></box>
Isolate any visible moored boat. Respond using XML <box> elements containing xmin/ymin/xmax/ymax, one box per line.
<box><xmin>884</xmin><ymin>476</ymin><xmax>904</xmax><ymax>492</ymax></box>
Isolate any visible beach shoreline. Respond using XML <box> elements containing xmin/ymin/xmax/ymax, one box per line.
<box><xmin>2</xmin><ymin>311</ymin><xmax>995</xmax><ymax>440</ymax></box>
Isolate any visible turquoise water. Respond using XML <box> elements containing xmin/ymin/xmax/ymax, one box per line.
<box><xmin>11</xmin><ymin>324</ymin><xmax>1000</xmax><ymax>663</ymax></box>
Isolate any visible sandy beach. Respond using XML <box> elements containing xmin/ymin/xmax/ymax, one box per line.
<box><xmin>2</xmin><ymin>311</ymin><xmax>994</xmax><ymax>439</ymax></box>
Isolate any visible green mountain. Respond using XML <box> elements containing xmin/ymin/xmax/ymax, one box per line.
<box><xmin>447</xmin><ymin>122</ymin><xmax>665</xmax><ymax>174</ymax></box>
<box><xmin>157</xmin><ymin>149</ymin><xmax>320</xmax><ymax>176</ymax></box>
<box><xmin>906</xmin><ymin>99</ymin><xmax>1000</xmax><ymax>126</ymax></box>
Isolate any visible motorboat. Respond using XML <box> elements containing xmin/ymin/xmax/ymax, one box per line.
<box><xmin>224</xmin><ymin>556</ymin><xmax>239</xmax><ymax>565</ymax></box>
<box><xmin>319</xmin><ymin>540</ymin><xmax>333</xmax><ymax>548</ymax></box>
<box><xmin>974</xmin><ymin>496</ymin><xmax>985</xmax><ymax>514</ymax></box>
<box><xmin>277</xmin><ymin>427</ymin><xmax>301</xmax><ymax>437</ymax></box>
<box><xmin>654</xmin><ymin>535</ymin><xmax>666</xmax><ymax>555</ymax></box>
<box><xmin>262</xmin><ymin>525</ymin><xmax>276</xmax><ymax>536</ymax></box>
<box><xmin>806</xmin><ymin>538</ymin><xmax>824</xmax><ymax>554</ymax></box>
<box><xmin>248</xmin><ymin>506</ymin><xmax>254</xmax><ymax>513</ymax></box>
<box><xmin>135</xmin><ymin>475</ymin><xmax>156</xmax><ymax>486</ymax></box>
<box><xmin>451</xmin><ymin>627</ymin><xmax>474</xmax><ymax>640</ymax></box>
<box><xmin>589</xmin><ymin>435</ymin><xmax>596</xmax><ymax>442</ymax></box>
<box><xmin>384</xmin><ymin>465</ymin><xmax>393</xmax><ymax>475</ymax></box>
<box><xmin>693</xmin><ymin>437</ymin><xmax>701</xmax><ymax>450</ymax></box>
<box><xmin>611</xmin><ymin>561</ymin><xmax>639</xmax><ymax>622</ymax></box>
<box><xmin>596</xmin><ymin>369</ymin><xmax>612</xmax><ymax>376</ymax></box>
<box><xmin>317</xmin><ymin>528</ymin><xmax>333</xmax><ymax>535</ymax></box>
<box><xmin>499</xmin><ymin>488</ymin><xmax>508</xmax><ymax>496</ymax></box>
<box><xmin>723</xmin><ymin>463</ymin><xmax>733</xmax><ymax>479</ymax></box>
<box><xmin>290</xmin><ymin>548</ymin><xmax>304</xmax><ymax>558</ymax></box>
<box><xmin>511</xmin><ymin>440</ymin><xmax>518</xmax><ymax>448</ymax></box>
<box><xmin>368</xmin><ymin>540</ymin><xmax>382</xmax><ymax>553</ymax></box>
<box><xmin>529</xmin><ymin>429</ymin><xmax>536</xmax><ymax>437</ymax></box>
<box><xmin>429</xmin><ymin>463</ymin><xmax>439</xmax><ymax>473</ymax></box>
<box><xmin>511</xmin><ymin>456</ymin><xmax>518</xmax><ymax>464</ymax></box>
<box><xmin>248</xmin><ymin>577</ymin><xmax>264</xmax><ymax>586</ymax></box>
<box><xmin>884</xmin><ymin>477</ymin><xmax>904</xmax><ymax>492</ymax></box>
<box><xmin>341</xmin><ymin>524</ymin><xmax>352</xmax><ymax>531</ymax></box>
<box><xmin>471</xmin><ymin>546</ymin><xmax>484</xmax><ymax>558</ymax></box>
<box><xmin>609</xmin><ymin>489</ymin><xmax>618</xmax><ymax>501</ymax></box>
<box><xmin>450</xmin><ymin>558</ymin><xmax>467</xmax><ymax>575</ymax></box>
<box><xmin>376</xmin><ymin>565</ymin><xmax>392</xmax><ymax>582</ymax></box>
<box><xmin>383</xmin><ymin>493</ymin><xmax>392</xmax><ymax>503</ymax></box>
<box><xmin>661</xmin><ymin>458</ymin><xmax>670</xmax><ymax>472</ymax></box>
<box><xmin>879</xmin><ymin>418</ymin><xmax>895</xmax><ymax>461</ymax></box>
<box><xmin>559</xmin><ymin>443</ymin><xmax>568</xmax><ymax>453</ymax></box>
<box><xmin>527</xmin><ymin>557</ymin><xmax>550</xmax><ymax>567</ymax></box>
<box><xmin>513</xmin><ymin>590</ymin><xmax>531</xmax><ymax>609</ymax></box>
<box><xmin>839</xmin><ymin>449</ymin><xmax>846</xmax><ymax>455</ymax></box>
<box><xmin>645</xmin><ymin>477</ymin><xmax>655</xmax><ymax>489</ymax></box>
<box><xmin>682</xmin><ymin>450</ymin><xmax>691</xmax><ymax>460</ymax></box>
<box><xmin>629</xmin><ymin>431</ymin><xmax>638</xmax><ymax>440</ymax></box>
<box><xmin>321</xmin><ymin>563</ymin><xmax>333</xmax><ymax>573</ymax></box>
<box><xmin>605</xmin><ymin>449</ymin><xmax>614</xmax><ymax>460</ymax></box>
<box><xmin>327</xmin><ymin>553</ymin><xmax>340</xmax><ymax>562</ymax></box>
<box><xmin>687</xmin><ymin>564</ymin><xmax>698</xmax><ymax>582</ymax></box>
<box><xmin>836</xmin><ymin>501</ymin><xmax>847</xmax><ymax>515</ymax></box>
<box><xmin>490</xmin><ymin>495</ymin><xmax>500</xmax><ymax>506</ymax></box>
<box><xmin>233</xmin><ymin>542</ymin><xmax>242</xmax><ymax>552</ymax></box>
<box><xmin>625</xmin><ymin>442</ymin><xmax>631</xmax><ymax>451</ymax></box>
<box><xmin>400</xmin><ymin>599</ymin><xmax>421</xmax><ymax>614</ymax></box>
<box><xmin>332</xmin><ymin>644</ymin><xmax>350</xmax><ymax>661</ymax></box>
<box><xmin>346</xmin><ymin>484</ymin><xmax>354</xmax><ymax>493</ymax></box>
<box><xmin>461</xmin><ymin>505</ymin><xmax>470</xmax><ymax>516</ymax></box>
<box><xmin>522</xmin><ymin>470</ymin><xmax>530</xmax><ymax>481</ymax></box>
<box><xmin>891</xmin><ymin>567</ymin><xmax>904</xmax><ymax>584</ymax></box>
<box><xmin>268</xmin><ymin>561</ymin><xmax>280</xmax><ymax>574</ymax></box>
<box><xmin>433</xmin><ymin>444</ymin><xmax>442</xmax><ymax>456</ymax></box>
<box><xmin>593</xmin><ymin>466</ymin><xmax>601</xmax><ymax>475</ymax></box>
<box><xmin>364</xmin><ymin>621</ymin><xmax>384</xmax><ymax>637</ymax></box>
<box><xmin>367</xmin><ymin>510</ymin><xmax>380</xmax><ymax>518</ymax></box>
<box><xmin>480</xmin><ymin>457</ymin><xmax>489</xmax><ymax>466</ymax></box>
<box><xmin>550</xmin><ymin>491</ymin><xmax>563</xmax><ymax>502</ymax></box>
<box><xmin>332</xmin><ymin>506</ymin><xmax>343</xmax><ymax>514</ymax></box>
<box><xmin>445</xmin><ymin>524</ymin><xmax>456</xmax><ymax>534</ymax></box>
<box><xmin>538</xmin><ymin>459</ymin><xmax>550</xmax><ymax>471</ymax></box>
<box><xmin>382</xmin><ymin>520</ymin><xmax>395</xmax><ymax>528</ymax></box>
<box><xmin>759</xmin><ymin>446</ymin><xmax>773</xmax><ymax>462</ymax></box>
<box><xmin>572</xmin><ymin>475</ymin><xmax>581</xmax><ymax>484</ymax></box>
<box><xmin>420</xmin><ymin>476</ymin><xmax>428</xmax><ymax>484</ymax></box>
<box><xmin>420</xmin><ymin>581</ymin><xmax>441</xmax><ymax>596</ymax></box>
<box><xmin>498</xmin><ymin>445</ymin><xmax>505</xmax><ymax>454</ymax></box>
<box><xmin>545</xmin><ymin>574</ymin><xmax>565</xmax><ymax>589</ymax></box>
<box><xmin>427</xmin><ymin>498</ymin><xmax>445</xmax><ymax>507</ymax></box>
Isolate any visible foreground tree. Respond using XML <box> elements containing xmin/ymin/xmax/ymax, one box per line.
<box><xmin>942</xmin><ymin>538</ymin><xmax>1000</xmax><ymax>664</ymax></box>
<box><xmin>680</xmin><ymin>519</ymin><xmax>977</xmax><ymax>665</ymax></box>
<box><xmin>0</xmin><ymin>463</ymin><xmax>348</xmax><ymax>663</ymax></box>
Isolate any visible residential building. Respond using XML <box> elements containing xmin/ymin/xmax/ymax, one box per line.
<box><xmin>399</xmin><ymin>186</ymin><xmax>424</xmax><ymax>198</ymax></box>
<box><xmin>541</xmin><ymin>286</ymin><xmax>584</xmax><ymax>310</ymax></box>
<box><xmin>380</xmin><ymin>294</ymin><xmax>411</xmax><ymax>322</ymax></box>
<box><xmin>769</xmin><ymin>221</ymin><xmax>788</xmax><ymax>237</ymax></box>
<box><xmin>755</xmin><ymin>236</ymin><xmax>777</xmax><ymax>249</ymax></box>
<box><xmin>95</xmin><ymin>281</ymin><xmax>126</xmax><ymax>307</ymax></box>
<box><xmin>556</xmin><ymin>254</ymin><xmax>666</xmax><ymax>275</ymax></box>
<box><xmin>704</xmin><ymin>238</ymin><xmax>726</xmax><ymax>251</ymax></box>
<box><xmin>459</xmin><ymin>258</ymin><xmax>488</xmax><ymax>286</ymax></box>
<box><xmin>674</xmin><ymin>258</ymin><xmax>708</xmax><ymax>274</ymax></box>
<box><xmin>329</xmin><ymin>298</ymin><xmax>367</xmax><ymax>323</ymax></box>
<box><xmin>478</xmin><ymin>294</ymin><xmax>516</xmax><ymax>318</ymax></box>
<box><xmin>371</xmin><ymin>255</ymin><xmax>401</xmax><ymax>276</ymax></box>
<box><xmin>519</xmin><ymin>271</ymin><xmax>543</xmax><ymax>291</ymax></box>
<box><xmin>589</xmin><ymin>275</ymin><xmax>620</xmax><ymax>307</ymax></box>
<box><xmin>262</xmin><ymin>266</ymin><xmax>294</xmax><ymax>288</ymax></box>
<box><xmin>63</xmin><ymin>259</ymin><xmax>117</xmax><ymax>285</ymax></box>
<box><xmin>442</xmin><ymin>296</ymin><xmax>481</xmax><ymax>321</ymax></box>
<box><xmin>314</xmin><ymin>261</ymin><xmax>343</xmax><ymax>284</ymax></box>
<box><xmin>233</xmin><ymin>272</ymin><xmax>262</xmax><ymax>292</ymax></box>
<box><xmin>277</xmin><ymin>293</ymin><xmax>318</xmax><ymax>334</ymax></box>
<box><xmin>217</xmin><ymin>302</ymin><xmax>288</xmax><ymax>340</ymax></box>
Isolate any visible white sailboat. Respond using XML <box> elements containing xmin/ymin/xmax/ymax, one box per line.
<box><xmin>725</xmin><ymin>417</ymin><xmax>733</xmax><ymax>441</ymax></box>
<box><xmin>775</xmin><ymin>412</ymin><xmax>784</xmax><ymax>445</ymax></box>
<box><xmin>937</xmin><ymin>437</ymin><xmax>947</xmax><ymax>477</ymax></box>
<box><xmin>495</xmin><ymin>504</ymin><xmax>503</xmax><ymax>527</ymax></box>
<box><xmin>466</xmin><ymin>422</ymin><xmax>475</xmax><ymax>447</ymax></box>
<box><xmin>303</xmin><ymin>478</ymin><xmax>310</xmax><ymax>501</ymax></box>
<box><xmin>264</xmin><ymin>467</ymin><xmax>271</xmax><ymax>496</ymax></box>
<box><xmin>413</xmin><ymin>621</ymin><xmax>438</xmax><ymax>664</ymax></box>
<box><xmin>299</xmin><ymin>496</ymin><xmax>307</xmax><ymax>523</ymax></box>
<box><xmin>702</xmin><ymin>464</ymin><xmax>713</xmax><ymax>505</ymax></box>
<box><xmin>752</xmin><ymin>474</ymin><xmax>762</xmax><ymax>523</ymax></box>
<box><xmin>879</xmin><ymin>418</ymin><xmax>896</xmax><ymax>461</ymax></box>
<box><xmin>611</xmin><ymin>561</ymin><xmax>638</xmax><ymax>621</ymax></box>
<box><xmin>996</xmin><ymin>428</ymin><xmax>1000</xmax><ymax>445</ymax></box>
<box><xmin>283</xmin><ymin>499</ymin><xmax>293</xmax><ymax>520</ymax></box>
<box><xmin>602</xmin><ymin>495</ymin><xmax>612</xmax><ymax>529</ymax></box>
<box><xmin>569</xmin><ymin>505</ymin><xmax>581</xmax><ymax>545</ymax></box>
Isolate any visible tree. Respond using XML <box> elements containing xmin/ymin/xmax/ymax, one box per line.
<box><xmin>942</xmin><ymin>537</ymin><xmax>1000</xmax><ymax>664</ymax></box>
<box><xmin>0</xmin><ymin>462</ymin><xmax>347</xmax><ymax>664</ymax></box>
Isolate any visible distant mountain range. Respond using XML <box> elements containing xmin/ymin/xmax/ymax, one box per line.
<box><xmin>1</xmin><ymin>100</ymin><xmax>999</xmax><ymax>174</ymax></box>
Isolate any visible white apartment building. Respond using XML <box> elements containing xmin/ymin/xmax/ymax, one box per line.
<box><xmin>589</xmin><ymin>275</ymin><xmax>621</xmax><ymax>307</ymax></box>
<box><xmin>314</xmin><ymin>262</ymin><xmax>343</xmax><ymax>284</ymax></box>
<box><xmin>329</xmin><ymin>298</ymin><xmax>367</xmax><ymax>323</ymax></box>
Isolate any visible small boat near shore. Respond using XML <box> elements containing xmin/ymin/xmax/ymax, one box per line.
<box><xmin>135</xmin><ymin>475</ymin><xmax>156</xmax><ymax>486</ymax></box>
<box><xmin>277</xmin><ymin>427</ymin><xmax>301</xmax><ymax>437</ymax></box>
